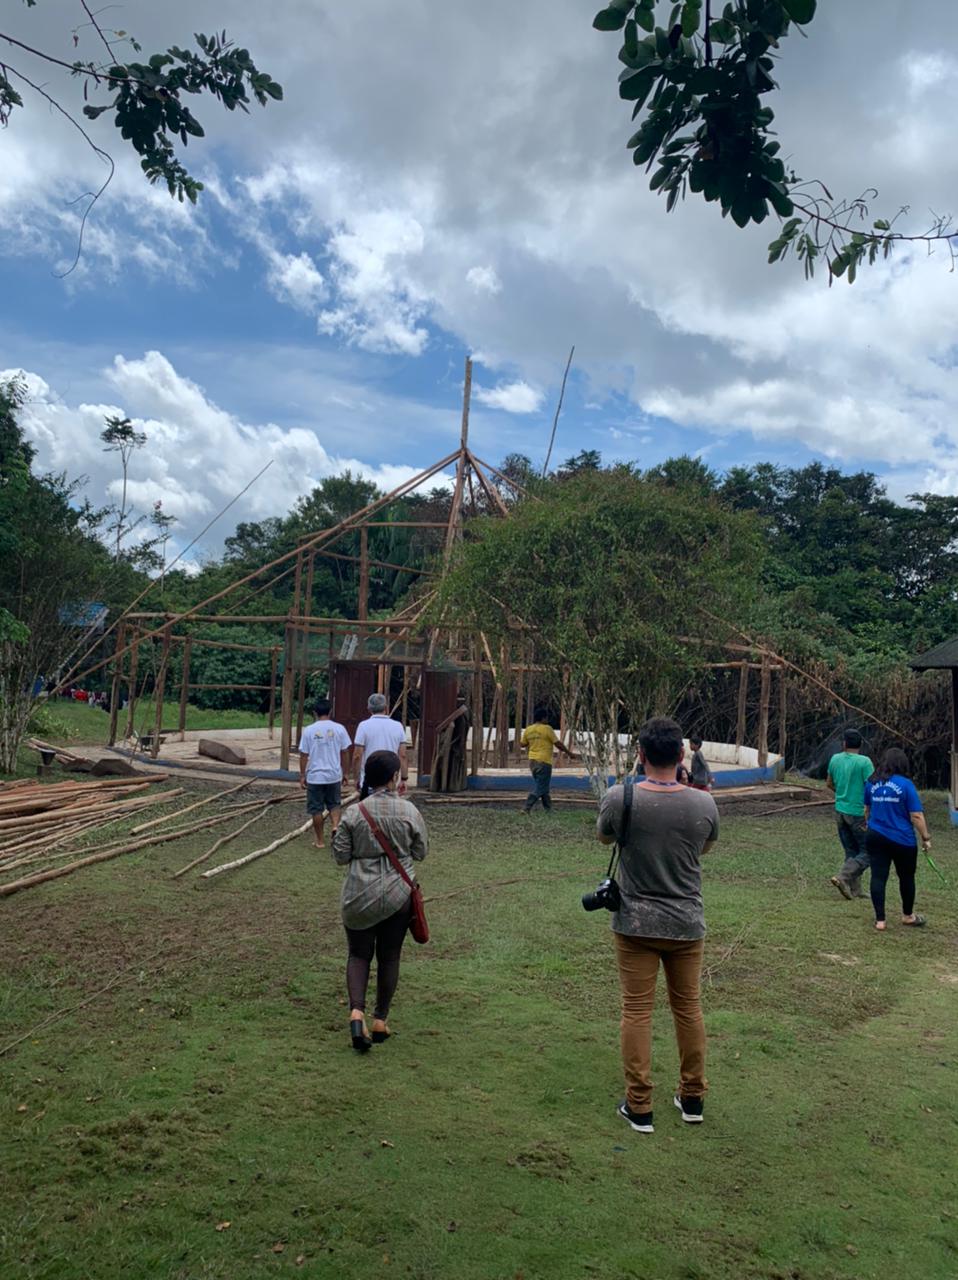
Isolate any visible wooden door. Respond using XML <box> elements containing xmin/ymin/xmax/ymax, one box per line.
<box><xmin>330</xmin><ymin>662</ymin><xmax>378</xmax><ymax>744</ymax></box>
<box><xmin>419</xmin><ymin>669</ymin><xmax>461</xmax><ymax>777</ymax></box>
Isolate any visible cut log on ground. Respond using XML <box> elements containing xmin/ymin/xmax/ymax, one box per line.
<box><xmin>202</xmin><ymin>820</ymin><xmax>312</xmax><ymax>879</ymax></box>
<box><xmin>198</xmin><ymin>738</ymin><xmax>248</xmax><ymax>766</ymax></box>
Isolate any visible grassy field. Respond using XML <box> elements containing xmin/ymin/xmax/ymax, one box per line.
<box><xmin>38</xmin><ymin>700</ymin><xmax>269</xmax><ymax>744</ymax></box>
<box><xmin>1</xmin><ymin>792</ymin><xmax>956</xmax><ymax>1280</ymax></box>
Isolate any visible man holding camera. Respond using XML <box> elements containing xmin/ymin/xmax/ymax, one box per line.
<box><xmin>595</xmin><ymin>716</ymin><xmax>719</xmax><ymax>1134</ymax></box>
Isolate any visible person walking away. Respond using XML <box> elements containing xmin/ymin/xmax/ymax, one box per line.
<box><xmin>864</xmin><ymin>748</ymin><xmax>931</xmax><ymax>932</ymax></box>
<box><xmin>332</xmin><ymin>750</ymin><xmax>428</xmax><ymax>1052</ymax></box>
<box><xmin>688</xmin><ymin>736</ymin><xmax>713</xmax><ymax>791</ymax></box>
<box><xmin>298</xmin><ymin>698</ymin><xmax>351</xmax><ymax>848</ymax></box>
<box><xmin>597</xmin><ymin>716</ymin><xmax>718</xmax><ymax>1134</ymax></box>
<box><xmin>827</xmin><ymin>729</ymin><xmax>875</xmax><ymax>899</ymax></box>
<box><xmin>520</xmin><ymin>705</ymin><xmax>579</xmax><ymax>812</ymax></box>
<box><xmin>352</xmin><ymin>693</ymin><xmax>408</xmax><ymax>799</ymax></box>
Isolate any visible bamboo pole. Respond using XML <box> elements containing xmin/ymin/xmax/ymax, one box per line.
<box><xmin>295</xmin><ymin>551</ymin><xmax>315</xmax><ymax>746</ymax></box>
<box><xmin>735</xmin><ymin>662</ymin><xmax>748</xmax><ymax>749</ymax></box>
<box><xmin>201</xmin><ymin>819</ymin><xmax>312</xmax><ymax>879</ymax></box>
<box><xmin>130</xmin><ymin>778</ymin><xmax>254</xmax><ymax>835</ymax></box>
<box><xmin>268</xmin><ymin>647</ymin><xmax>279</xmax><ymax>740</ymax></box>
<box><xmin>108</xmin><ymin>622</ymin><xmax>127</xmax><ymax>747</ymax></box>
<box><xmin>124</xmin><ymin>628</ymin><xmax>140</xmax><ymax>741</ymax></box>
<box><xmin>172</xmin><ymin>803</ymin><xmax>270</xmax><ymax>878</ymax></box>
<box><xmin>778</xmin><ymin>668</ymin><xmax>787</xmax><ymax>762</ymax></box>
<box><xmin>0</xmin><ymin>804</ymin><xmax>263</xmax><ymax>898</ymax></box>
<box><xmin>151</xmin><ymin>626</ymin><xmax>172</xmax><ymax>759</ymax></box>
<box><xmin>757</xmin><ymin>653</ymin><xmax>771</xmax><ymax>768</ymax></box>
<box><xmin>279</xmin><ymin>622</ymin><xmax>296</xmax><ymax>771</ymax></box>
<box><xmin>471</xmin><ymin>640</ymin><xmax>482</xmax><ymax>777</ymax></box>
<box><xmin>178</xmin><ymin>636</ymin><xmax>193</xmax><ymax>740</ymax></box>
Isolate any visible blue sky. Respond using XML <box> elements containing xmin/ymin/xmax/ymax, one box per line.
<box><xmin>3</xmin><ymin>0</ymin><xmax>958</xmax><ymax>564</ymax></box>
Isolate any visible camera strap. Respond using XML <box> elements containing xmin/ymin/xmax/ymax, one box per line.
<box><xmin>605</xmin><ymin>778</ymin><xmax>633</xmax><ymax>880</ymax></box>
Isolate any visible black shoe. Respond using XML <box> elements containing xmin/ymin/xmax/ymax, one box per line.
<box><xmin>618</xmin><ymin>1100</ymin><xmax>654</xmax><ymax>1133</ymax></box>
<box><xmin>350</xmin><ymin>1018</ymin><xmax>372</xmax><ymax>1054</ymax></box>
<box><xmin>673</xmin><ymin>1094</ymin><xmax>704</xmax><ymax>1123</ymax></box>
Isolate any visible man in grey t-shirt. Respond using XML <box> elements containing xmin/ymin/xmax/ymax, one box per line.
<box><xmin>597</xmin><ymin>716</ymin><xmax>719</xmax><ymax>1135</ymax></box>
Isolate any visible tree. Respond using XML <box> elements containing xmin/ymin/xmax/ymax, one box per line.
<box><xmin>437</xmin><ymin>467</ymin><xmax>764</xmax><ymax>793</ymax></box>
<box><xmin>593</xmin><ymin>0</ymin><xmax>957</xmax><ymax>283</ymax></box>
<box><xmin>149</xmin><ymin>500</ymin><xmax>177</xmax><ymax>592</ymax></box>
<box><xmin>100</xmin><ymin>414</ymin><xmax>147</xmax><ymax>562</ymax></box>
<box><xmin>0</xmin><ymin>379</ymin><xmax>117</xmax><ymax>771</ymax></box>
<box><xmin>0</xmin><ymin>4</ymin><xmax>282</xmax><ymax>271</ymax></box>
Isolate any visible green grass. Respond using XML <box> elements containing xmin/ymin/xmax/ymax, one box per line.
<box><xmin>34</xmin><ymin>699</ymin><xmax>269</xmax><ymax>745</ymax></box>
<box><xmin>1</xmin><ymin>796</ymin><xmax>957</xmax><ymax>1280</ymax></box>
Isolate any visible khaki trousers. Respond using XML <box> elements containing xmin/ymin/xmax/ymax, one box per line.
<box><xmin>613</xmin><ymin>931</ymin><xmax>707</xmax><ymax>1112</ymax></box>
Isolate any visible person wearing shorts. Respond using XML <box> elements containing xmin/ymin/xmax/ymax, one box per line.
<box><xmin>298</xmin><ymin>698</ymin><xmax>352</xmax><ymax>848</ymax></box>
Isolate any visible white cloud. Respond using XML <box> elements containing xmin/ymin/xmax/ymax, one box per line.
<box><xmin>474</xmin><ymin>380</ymin><xmax>544</xmax><ymax>414</ymax></box>
<box><xmin>466</xmin><ymin>265</ymin><xmax>502</xmax><ymax>295</ymax></box>
<box><xmin>3</xmin><ymin>352</ymin><xmax>451</xmax><ymax>558</ymax></box>
<box><xmin>266</xmin><ymin>251</ymin><xmax>326</xmax><ymax>313</ymax></box>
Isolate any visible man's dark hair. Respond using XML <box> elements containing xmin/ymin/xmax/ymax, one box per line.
<box><xmin>874</xmin><ymin>747</ymin><xmax>911</xmax><ymax>782</ymax></box>
<box><xmin>533</xmin><ymin>705</ymin><xmax>550</xmax><ymax>723</ymax></box>
<box><xmin>689</xmin><ymin>735</ymin><xmax>703</xmax><ymax>749</ymax></box>
<box><xmin>313</xmin><ymin>697</ymin><xmax>331</xmax><ymax>717</ymax></box>
<box><xmin>365</xmin><ymin>749</ymin><xmax>402</xmax><ymax>790</ymax></box>
<box><xmin>843</xmin><ymin>728</ymin><xmax>863</xmax><ymax>749</ymax></box>
<box><xmin>638</xmin><ymin>716</ymin><xmax>685</xmax><ymax>767</ymax></box>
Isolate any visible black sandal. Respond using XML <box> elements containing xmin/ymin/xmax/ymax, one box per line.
<box><xmin>902</xmin><ymin>914</ymin><xmax>927</xmax><ymax>928</ymax></box>
<box><xmin>371</xmin><ymin>1026</ymin><xmax>392</xmax><ymax>1044</ymax></box>
<box><xmin>350</xmin><ymin>1018</ymin><xmax>372</xmax><ymax>1053</ymax></box>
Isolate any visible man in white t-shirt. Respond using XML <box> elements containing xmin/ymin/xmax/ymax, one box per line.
<box><xmin>352</xmin><ymin>693</ymin><xmax>408</xmax><ymax>797</ymax></box>
<box><xmin>298</xmin><ymin>698</ymin><xmax>352</xmax><ymax>848</ymax></box>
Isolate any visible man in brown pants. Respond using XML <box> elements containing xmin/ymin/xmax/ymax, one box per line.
<box><xmin>597</xmin><ymin>716</ymin><xmax>719</xmax><ymax>1134</ymax></box>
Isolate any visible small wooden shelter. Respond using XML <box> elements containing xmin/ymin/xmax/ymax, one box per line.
<box><xmin>910</xmin><ymin>637</ymin><xmax>958</xmax><ymax>820</ymax></box>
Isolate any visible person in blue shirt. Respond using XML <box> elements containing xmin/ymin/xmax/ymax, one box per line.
<box><xmin>863</xmin><ymin>748</ymin><xmax>932</xmax><ymax>932</ymax></box>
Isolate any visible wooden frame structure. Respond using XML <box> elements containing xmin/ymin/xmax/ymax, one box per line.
<box><xmin>95</xmin><ymin>356</ymin><xmax>790</xmax><ymax>782</ymax></box>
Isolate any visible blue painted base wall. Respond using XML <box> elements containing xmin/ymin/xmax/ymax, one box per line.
<box><xmin>949</xmin><ymin>799</ymin><xmax>958</xmax><ymax>827</ymax></box>
<box><xmin>419</xmin><ymin>761</ymin><xmax>784</xmax><ymax>792</ymax></box>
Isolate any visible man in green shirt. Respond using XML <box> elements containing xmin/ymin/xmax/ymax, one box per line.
<box><xmin>827</xmin><ymin>729</ymin><xmax>875</xmax><ymax>900</ymax></box>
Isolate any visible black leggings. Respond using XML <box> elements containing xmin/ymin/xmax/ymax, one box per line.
<box><xmin>345</xmin><ymin>901</ymin><xmax>411</xmax><ymax>1019</ymax></box>
<box><xmin>865</xmin><ymin>830</ymin><xmax>917</xmax><ymax>922</ymax></box>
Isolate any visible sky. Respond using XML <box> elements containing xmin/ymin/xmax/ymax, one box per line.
<box><xmin>2</xmin><ymin>0</ymin><xmax>958</xmax><ymax>566</ymax></box>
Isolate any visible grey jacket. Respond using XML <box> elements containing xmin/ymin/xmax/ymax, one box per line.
<box><xmin>331</xmin><ymin>791</ymin><xmax>428</xmax><ymax>929</ymax></box>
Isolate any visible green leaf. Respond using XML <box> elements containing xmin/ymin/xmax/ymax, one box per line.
<box><xmin>593</xmin><ymin>7</ymin><xmax>628</xmax><ymax>31</ymax></box>
<box><xmin>681</xmin><ymin>2</ymin><xmax>701</xmax><ymax>37</ymax></box>
<box><xmin>781</xmin><ymin>0</ymin><xmax>816</xmax><ymax>22</ymax></box>
<box><xmin>707</xmin><ymin>18</ymin><xmax>737</xmax><ymax>42</ymax></box>
<box><xmin>635</xmin><ymin>6</ymin><xmax>655</xmax><ymax>31</ymax></box>
<box><xmin>623</xmin><ymin>18</ymin><xmax>639</xmax><ymax>57</ymax></box>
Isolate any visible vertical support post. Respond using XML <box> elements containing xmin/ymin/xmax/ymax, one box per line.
<box><xmin>151</xmin><ymin>626</ymin><xmax>171</xmax><ymax>759</ymax></box>
<box><xmin>735</xmin><ymin>661</ymin><xmax>748</xmax><ymax>750</ymax></box>
<box><xmin>514</xmin><ymin>655</ymin><xmax>524</xmax><ymax>767</ymax></box>
<box><xmin>358</xmin><ymin>527</ymin><xmax>370</xmax><ymax>623</ymax></box>
<box><xmin>401</xmin><ymin>664</ymin><xmax>411</xmax><ymax>728</ymax></box>
<box><xmin>178</xmin><ymin>636</ymin><xmax>192</xmax><ymax>740</ymax></box>
<box><xmin>108</xmin><ymin>622</ymin><xmax>126</xmax><ymax>746</ymax></box>
<box><xmin>295</xmin><ymin>552</ymin><xmax>315</xmax><ymax>747</ymax></box>
<box><xmin>279</xmin><ymin>621</ymin><xmax>296</xmax><ymax>771</ymax></box>
<box><xmin>951</xmin><ymin>669</ymin><xmax>958</xmax><ymax>809</ymax></box>
<box><xmin>124</xmin><ymin>628</ymin><xmax>140</xmax><ymax>742</ymax></box>
<box><xmin>778</xmin><ymin>666</ymin><xmax>787</xmax><ymax>763</ymax></box>
<box><xmin>757</xmin><ymin>653</ymin><xmax>770</xmax><ymax>769</ymax></box>
<box><xmin>471</xmin><ymin>640</ymin><xmax>482</xmax><ymax>777</ymax></box>
<box><xmin>498</xmin><ymin>643</ymin><xmax>511</xmax><ymax>768</ymax></box>
<box><xmin>268</xmin><ymin>646</ymin><xmax>279</xmax><ymax>740</ymax></box>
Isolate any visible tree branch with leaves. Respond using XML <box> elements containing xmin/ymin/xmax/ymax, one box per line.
<box><xmin>0</xmin><ymin>2</ymin><xmax>282</xmax><ymax>271</ymax></box>
<box><xmin>593</xmin><ymin>0</ymin><xmax>958</xmax><ymax>283</ymax></box>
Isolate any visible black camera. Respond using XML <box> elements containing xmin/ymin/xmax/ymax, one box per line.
<box><xmin>581</xmin><ymin>877</ymin><xmax>621</xmax><ymax>912</ymax></box>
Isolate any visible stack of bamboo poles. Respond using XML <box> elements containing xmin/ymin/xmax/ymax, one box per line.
<box><xmin>0</xmin><ymin>775</ymin><xmax>309</xmax><ymax>898</ymax></box>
